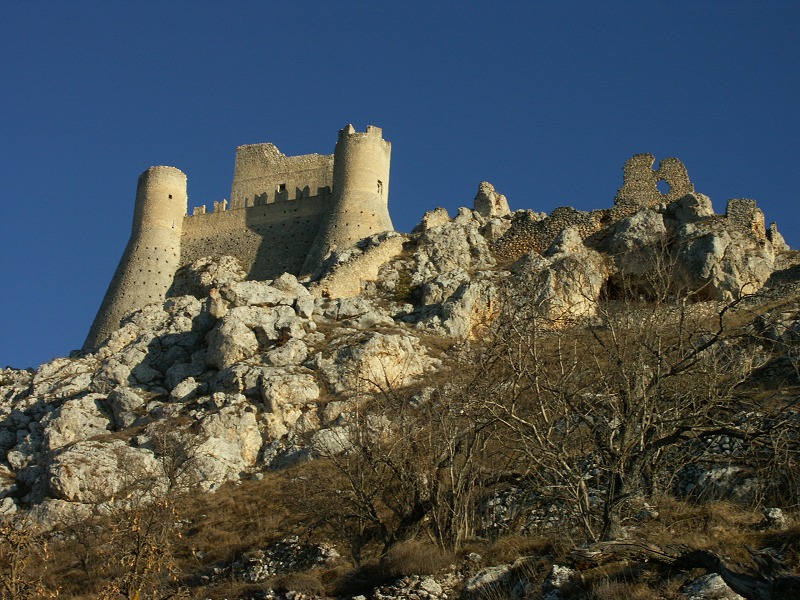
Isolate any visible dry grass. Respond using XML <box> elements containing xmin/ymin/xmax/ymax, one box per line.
<box><xmin>381</xmin><ymin>539</ymin><xmax>453</xmax><ymax>578</ymax></box>
<box><xmin>465</xmin><ymin>532</ymin><xmax>570</xmax><ymax>566</ymax></box>
<box><xmin>332</xmin><ymin>539</ymin><xmax>452</xmax><ymax>597</ymax></box>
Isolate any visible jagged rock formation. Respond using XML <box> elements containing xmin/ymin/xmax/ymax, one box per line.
<box><xmin>3</xmin><ymin>154</ymin><xmax>798</xmax><ymax>525</ymax></box>
<box><xmin>2</xmin><ymin>153</ymin><xmax>799</xmax><ymax>597</ymax></box>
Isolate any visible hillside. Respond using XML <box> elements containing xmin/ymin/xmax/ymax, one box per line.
<box><xmin>1</xmin><ymin>164</ymin><xmax>799</xmax><ymax>599</ymax></box>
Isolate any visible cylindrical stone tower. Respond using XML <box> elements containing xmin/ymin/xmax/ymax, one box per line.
<box><xmin>302</xmin><ymin>125</ymin><xmax>392</xmax><ymax>274</ymax></box>
<box><xmin>84</xmin><ymin>166</ymin><xmax>187</xmax><ymax>349</ymax></box>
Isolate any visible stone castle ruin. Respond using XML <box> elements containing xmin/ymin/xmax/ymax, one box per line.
<box><xmin>492</xmin><ymin>153</ymin><xmax>780</xmax><ymax>260</ymax></box>
<box><xmin>85</xmin><ymin>124</ymin><xmax>392</xmax><ymax>349</ymax></box>
<box><xmin>86</xmin><ymin>125</ymin><xmax>788</xmax><ymax>350</ymax></box>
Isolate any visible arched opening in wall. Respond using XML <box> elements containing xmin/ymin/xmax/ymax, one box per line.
<box><xmin>656</xmin><ymin>180</ymin><xmax>671</xmax><ymax>196</ymax></box>
<box><xmin>377</xmin><ymin>180</ymin><xmax>383</xmax><ymax>194</ymax></box>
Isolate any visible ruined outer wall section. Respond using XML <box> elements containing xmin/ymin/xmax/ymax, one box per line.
<box><xmin>726</xmin><ymin>198</ymin><xmax>767</xmax><ymax>241</ymax></box>
<box><xmin>303</xmin><ymin>125</ymin><xmax>392</xmax><ymax>273</ymax></box>
<box><xmin>85</xmin><ymin>166</ymin><xmax>187</xmax><ymax>349</ymax></box>
<box><xmin>180</xmin><ymin>195</ymin><xmax>332</xmax><ymax>279</ymax></box>
<box><xmin>492</xmin><ymin>208</ymin><xmax>605</xmax><ymax>260</ymax></box>
<box><xmin>229</xmin><ymin>144</ymin><xmax>334</xmax><ymax>209</ymax></box>
<box><xmin>492</xmin><ymin>154</ymin><xmax>697</xmax><ymax>263</ymax></box>
<box><xmin>614</xmin><ymin>154</ymin><xmax>693</xmax><ymax>209</ymax></box>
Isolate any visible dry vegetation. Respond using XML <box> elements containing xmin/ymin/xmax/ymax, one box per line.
<box><xmin>2</xmin><ymin>282</ymin><xmax>799</xmax><ymax>598</ymax></box>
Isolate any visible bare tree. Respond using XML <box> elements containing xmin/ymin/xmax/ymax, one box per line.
<box><xmin>301</xmin><ymin>372</ymin><xmax>503</xmax><ymax>559</ymax></box>
<box><xmin>477</xmin><ymin>260</ymin><xmax>771</xmax><ymax>541</ymax></box>
<box><xmin>0</xmin><ymin>515</ymin><xmax>55</xmax><ymax>599</ymax></box>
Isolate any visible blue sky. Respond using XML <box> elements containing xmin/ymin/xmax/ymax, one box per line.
<box><xmin>2</xmin><ymin>2</ymin><xmax>798</xmax><ymax>369</ymax></box>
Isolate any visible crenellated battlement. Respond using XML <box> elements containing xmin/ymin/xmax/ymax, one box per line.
<box><xmin>190</xmin><ymin>184</ymin><xmax>333</xmax><ymax>217</ymax></box>
<box><xmin>229</xmin><ymin>143</ymin><xmax>334</xmax><ymax>211</ymax></box>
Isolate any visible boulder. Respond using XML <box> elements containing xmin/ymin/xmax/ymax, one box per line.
<box><xmin>416</xmin><ymin>274</ymin><xmax>500</xmax><ymax>339</ymax></box>
<box><xmin>665</xmin><ymin>192</ymin><xmax>715</xmax><ymax>225</ymax></box>
<box><xmin>513</xmin><ymin>228</ymin><xmax>609</xmax><ymax>322</ymax></box>
<box><xmin>412</xmin><ymin>218</ymin><xmax>496</xmax><ymax>284</ymax></box>
<box><xmin>169</xmin><ymin>255</ymin><xmax>247</xmax><ymax>298</ymax></box>
<box><xmin>41</xmin><ymin>394</ymin><xmax>112</xmax><ymax>452</ymax></box>
<box><xmin>271</xmin><ymin>273</ymin><xmax>315</xmax><ymax>318</ymax></box>
<box><xmin>315</xmin><ymin>332</ymin><xmax>431</xmax><ymax>394</ymax></box>
<box><xmin>674</xmin><ymin>224</ymin><xmax>774</xmax><ymax>300</ymax></box>
<box><xmin>206</xmin><ymin>317</ymin><xmax>259</xmax><ymax>369</ymax></box>
<box><xmin>412</xmin><ymin>207</ymin><xmax>451</xmax><ymax>232</ymax></box>
<box><xmin>682</xmin><ymin>573</ymin><xmax>745</xmax><ymax>600</ymax></box>
<box><xmin>47</xmin><ymin>440</ymin><xmax>160</xmax><ymax>503</ymax></box>
<box><xmin>197</xmin><ymin>404</ymin><xmax>262</xmax><ymax>474</ymax></box>
<box><xmin>315</xmin><ymin>296</ymin><xmax>394</xmax><ymax>328</ymax></box>
<box><xmin>264</xmin><ymin>339</ymin><xmax>309</xmax><ymax>367</ymax></box>
<box><xmin>32</xmin><ymin>357</ymin><xmax>96</xmax><ymax>399</ymax></box>
<box><xmin>601</xmin><ymin>209</ymin><xmax>669</xmax><ymax>294</ymax></box>
<box><xmin>220</xmin><ymin>280</ymin><xmax>293</xmax><ymax>308</ymax></box>
<box><xmin>258</xmin><ymin>369</ymin><xmax>320</xmax><ymax>438</ymax></box>
<box><xmin>107</xmin><ymin>386</ymin><xmax>147</xmax><ymax>430</ymax></box>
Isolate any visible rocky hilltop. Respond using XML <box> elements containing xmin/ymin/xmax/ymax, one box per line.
<box><xmin>1</xmin><ymin>157</ymin><xmax>799</xmax><ymax>599</ymax></box>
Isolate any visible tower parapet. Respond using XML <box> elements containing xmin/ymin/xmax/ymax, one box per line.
<box><xmin>85</xmin><ymin>166</ymin><xmax>187</xmax><ymax>349</ymax></box>
<box><xmin>302</xmin><ymin>125</ymin><xmax>393</xmax><ymax>273</ymax></box>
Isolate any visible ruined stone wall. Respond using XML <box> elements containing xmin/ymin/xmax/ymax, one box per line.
<box><xmin>725</xmin><ymin>199</ymin><xmax>767</xmax><ymax>241</ymax></box>
<box><xmin>229</xmin><ymin>144</ymin><xmax>334</xmax><ymax>210</ymax></box>
<box><xmin>614</xmin><ymin>154</ymin><xmax>694</xmax><ymax>209</ymax></box>
<box><xmin>181</xmin><ymin>193</ymin><xmax>332</xmax><ymax>279</ymax></box>
<box><xmin>492</xmin><ymin>207</ymin><xmax>605</xmax><ymax>260</ymax></box>
<box><xmin>492</xmin><ymin>154</ymin><xmax>697</xmax><ymax>263</ymax></box>
<box><xmin>310</xmin><ymin>233</ymin><xmax>406</xmax><ymax>298</ymax></box>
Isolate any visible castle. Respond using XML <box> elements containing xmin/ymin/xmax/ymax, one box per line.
<box><xmin>85</xmin><ymin>126</ymin><xmax>784</xmax><ymax>350</ymax></box>
<box><xmin>85</xmin><ymin>124</ymin><xmax>393</xmax><ymax>349</ymax></box>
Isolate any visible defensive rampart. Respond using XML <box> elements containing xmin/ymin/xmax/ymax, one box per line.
<box><xmin>180</xmin><ymin>194</ymin><xmax>333</xmax><ymax>279</ymax></box>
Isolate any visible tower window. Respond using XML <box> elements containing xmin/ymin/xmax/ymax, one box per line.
<box><xmin>169</xmin><ymin>194</ymin><xmax>173</xmax><ymax>199</ymax></box>
<box><xmin>279</xmin><ymin>184</ymin><xmax>286</xmax><ymax>192</ymax></box>
<box><xmin>377</xmin><ymin>180</ymin><xmax>383</xmax><ymax>194</ymax></box>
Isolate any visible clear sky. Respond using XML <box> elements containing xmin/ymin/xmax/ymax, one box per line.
<box><xmin>2</xmin><ymin>2</ymin><xmax>798</xmax><ymax>370</ymax></box>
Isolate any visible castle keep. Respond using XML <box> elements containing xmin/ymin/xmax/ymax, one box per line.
<box><xmin>85</xmin><ymin>125</ymin><xmax>393</xmax><ymax>349</ymax></box>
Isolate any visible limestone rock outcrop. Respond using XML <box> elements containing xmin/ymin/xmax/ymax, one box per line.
<box><xmin>0</xmin><ymin>156</ymin><xmax>794</xmax><ymax>532</ymax></box>
<box><xmin>513</xmin><ymin>228</ymin><xmax>609</xmax><ymax>321</ymax></box>
<box><xmin>673</xmin><ymin>220</ymin><xmax>775</xmax><ymax>301</ymax></box>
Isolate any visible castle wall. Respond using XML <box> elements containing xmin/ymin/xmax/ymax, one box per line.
<box><xmin>85</xmin><ymin>166</ymin><xmax>187</xmax><ymax>349</ymax></box>
<box><xmin>180</xmin><ymin>193</ymin><xmax>332</xmax><ymax>279</ymax></box>
<box><xmin>229</xmin><ymin>144</ymin><xmax>334</xmax><ymax>210</ymax></box>
<box><xmin>492</xmin><ymin>207</ymin><xmax>605</xmax><ymax>260</ymax></box>
<box><xmin>85</xmin><ymin>126</ymin><xmax>395</xmax><ymax>349</ymax></box>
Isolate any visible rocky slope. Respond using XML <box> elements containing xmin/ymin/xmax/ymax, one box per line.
<box><xmin>2</xmin><ymin>174</ymin><xmax>799</xmax><ymax>598</ymax></box>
